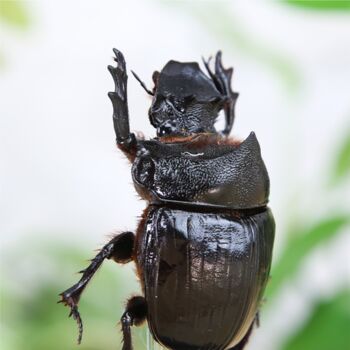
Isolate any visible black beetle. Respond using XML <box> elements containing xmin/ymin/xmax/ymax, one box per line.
<box><xmin>59</xmin><ymin>49</ymin><xmax>275</xmax><ymax>350</ymax></box>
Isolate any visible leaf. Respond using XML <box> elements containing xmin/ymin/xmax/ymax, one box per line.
<box><xmin>283</xmin><ymin>0</ymin><xmax>350</xmax><ymax>10</ymax></box>
<box><xmin>266</xmin><ymin>216</ymin><xmax>349</xmax><ymax>299</ymax></box>
<box><xmin>331</xmin><ymin>129</ymin><xmax>350</xmax><ymax>185</ymax></box>
<box><xmin>282</xmin><ymin>290</ymin><xmax>350</xmax><ymax>350</ymax></box>
<box><xmin>0</xmin><ymin>1</ymin><xmax>30</xmax><ymax>29</ymax></box>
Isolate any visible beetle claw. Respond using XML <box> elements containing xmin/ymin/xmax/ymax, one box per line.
<box><xmin>59</xmin><ymin>293</ymin><xmax>83</xmax><ymax>344</ymax></box>
<box><xmin>112</xmin><ymin>48</ymin><xmax>126</xmax><ymax>71</ymax></box>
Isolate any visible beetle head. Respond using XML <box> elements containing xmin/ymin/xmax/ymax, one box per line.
<box><xmin>149</xmin><ymin>61</ymin><xmax>225</xmax><ymax>137</ymax></box>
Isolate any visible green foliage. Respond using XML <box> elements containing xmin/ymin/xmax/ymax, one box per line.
<box><xmin>282</xmin><ymin>0</ymin><xmax>350</xmax><ymax>11</ymax></box>
<box><xmin>0</xmin><ymin>1</ymin><xmax>31</xmax><ymax>69</ymax></box>
<box><xmin>283</xmin><ymin>0</ymin><xmax>350</xmax><ymax>11</ymax></box>
<box><xmin>0</xmin><ymin>1</ymin><xmax>30</xmax><ymax>29</ymax></box>
<box><xmin>331</xmin><ymin>128</ymin><xmax>350</xmax><ymax>185</ymax></box>
<box><xmin>282</xmin><ymin>290</ymin><xmax>350</xmax><ymax>350</ymax></box>
<box><xmin>266</xmin><ymin>216</ymin><xmax>349</xmax><ymax>299</ymax></box>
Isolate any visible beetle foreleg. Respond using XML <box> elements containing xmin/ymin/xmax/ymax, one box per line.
<box><xmin>203</xmin><ymin>51</ymin><xmax>239</xmax><ymax>136</ymax></box>
<box><xmin>59</xmin><ymin>231</ymin><xmax>135</xmax><ymax>344</ymax></box>
<box><xmin>108</xmin><ymin>48</ymin><xmax>137</xmax><ymax>153</ymax></box>
<box><xmin>214</xmin><ymin>51</ymin><xmax>239</xmax><ymax>136</ymax></box>
<box><xmin>121</xmin><ymin>296</ymin><xmax>147</xmax><ymax>350</ymax></box>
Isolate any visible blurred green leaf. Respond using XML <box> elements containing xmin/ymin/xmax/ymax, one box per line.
<box><xmin>0</xmin><ymin>1</ymin><xmax>30</xmax><ymax>29</ymax></box>
<box><xmin>166</xmin><ymin>2</ymin><xmax>301</xmax><ymax>93</ymax></box>
<box><xmin>266</xmin><ymin>216</ymin><xmax>349</xmax><ymax>299</ymax></box>
<box><xmin>282</xmin><ymin>290</ymin><xmax>350</xmax><ymax>350</ymax></box>
<box><xmin>331</xmin><ymin>129</ymin><xmax>350</xmax><ymax>185</ymax></box>
<box><xmin>284</xmin><ymin>0</ymin><xmax>350</xmax><ymax>10</ymax></box>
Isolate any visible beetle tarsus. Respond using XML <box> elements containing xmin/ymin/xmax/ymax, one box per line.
<box><xmin>58</xmin><ymin>293</ymin><xmax>83</xmax><ymax>344</ymax></box>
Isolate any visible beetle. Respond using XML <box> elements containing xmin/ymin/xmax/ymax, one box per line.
<box><xmin>59</xmin><ymin>48</ymin><xmax>275</xmax><ymax>350</ymax></box>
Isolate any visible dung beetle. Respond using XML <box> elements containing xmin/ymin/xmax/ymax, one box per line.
<box><xmin>59</xmin><ymin>49</ymin><xmax>275</xmax><ymax>350</ymax></box>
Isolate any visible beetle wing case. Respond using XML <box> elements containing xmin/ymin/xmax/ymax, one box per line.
<box><xmin>136</xmin><ymin>206</ymin><xmax>275</xmax><ymax>349</ymax></box>
<box><xmin>132</xmin><ymin>132</ymin><xmax>269</xmax><ymax>209</ymax></box>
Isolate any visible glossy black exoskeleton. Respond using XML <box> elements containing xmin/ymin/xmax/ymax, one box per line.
<box><xmin>59</xmin><ymin>49</ymin><xmax>275</xmax><ymax>350</ymax></box>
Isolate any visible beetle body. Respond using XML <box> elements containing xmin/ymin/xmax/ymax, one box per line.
<box><xmin>59</xmin><ymin>49</ymin><xmax>275</xmax><ymax>350</ymax></box>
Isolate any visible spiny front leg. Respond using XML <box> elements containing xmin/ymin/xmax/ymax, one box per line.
<box><xmin>108</xmin><ymin>49</ymin><xmax>136</xmax><ymax>153</ymax></box>
<box><xmin>59</xmin><ymin>231</ymin><xmax>134</xmax><ymax>344</ymax></box>
<box><xmin>203</xmin><ymin>51</ymin><xmax>239</xmax><ymax>136</ymax></box>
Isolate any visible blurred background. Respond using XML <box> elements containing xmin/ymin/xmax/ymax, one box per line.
<box><xmin>1</xmin><ymin>1</ymin><xmax>350</xmax><ymax>349</ymax></box>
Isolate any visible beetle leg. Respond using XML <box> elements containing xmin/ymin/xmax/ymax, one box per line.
<box><xmin>214</xmin><ymin>51</ymin><xmax>239</xmax><ymax>136</ymax></box>
<box><xmin>120</xmin><ymin>296</ymin><xmax>147</xmax><ymax>350</ymax></box>
<box><xmin>108</xmin><ymin>48</ymin><xmax>137</xmax><ymax>153</ymax></box>
<box><xmin>203</xmin><ymin>51</ymin><xmax>239</xmax><ymax>136</ymax></box>
<box><xmin>59</xmin><ymin>231</ymin><xmax>135</xmax><ymax>344</ymax></box>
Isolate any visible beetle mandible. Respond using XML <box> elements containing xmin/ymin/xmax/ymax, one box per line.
<box><xmin>59</xmin><ymin>48</ymin><xmax>275</xmax><ymax>350</ymax></box>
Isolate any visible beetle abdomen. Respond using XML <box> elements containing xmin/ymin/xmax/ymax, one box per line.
<box><xmin>136</xmin><ymin>206</ymin><xmax>275</xmax><ymax>350</ymax></box>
